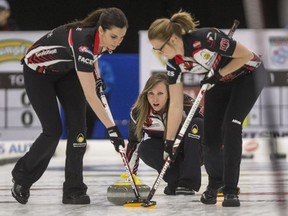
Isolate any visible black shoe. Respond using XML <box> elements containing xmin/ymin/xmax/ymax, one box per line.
<box><xmin>200</xmin><ymin>187</ymin><xmax>218</xmax><ymax>205</ymax></box>
<box><xmin>62</xmin><ymin>192</ymin><xmax>90</xmax><ymax>204</ymax></box>
<box><xmin>163</xmin><ymin>186</ymin><xmax>175</xmax><ymax>195</ymax></box>
<box><xmin>217</xmin><ymin>186</ymin><xmax>240</xmax><ymax>197</ymax></box>
<box><xmin>222</xmin><ymin>194</ymin><xmax>240</xmax><ymax>207</ymax></box>
<box><xmin>175</xmin><ymin>187</ymin><xmax>195</xmax><ymax>195</ymax></box>
<box><xmin>11</xmin><ymin>180</ymin><xmax>30</xmax><ymax>204</ymax></box>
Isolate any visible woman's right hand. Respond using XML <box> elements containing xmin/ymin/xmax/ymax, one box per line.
<box><xmin>107</xmin><ymin>126</ymin><xmax>125</xmax><ymax>152</ymax></box>
<box><xmin>163</xmin><ymin>140</ymin><xmax>176</xmax><ymax>161</ymax></box>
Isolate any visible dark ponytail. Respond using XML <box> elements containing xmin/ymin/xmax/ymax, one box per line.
<box><xmin>65</xmin><ymin>7</ymin><xmax>128</xmax><ymax>30</ymax></box>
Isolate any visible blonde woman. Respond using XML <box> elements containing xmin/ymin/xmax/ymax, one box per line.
<box><xmin>147</xmin><ymin>11</ymin><xmax>270</xmax><ymax>206</ymax></box>
<box><xmin>127</xmin><ymin>73</ymin><xmax>203</xmax><ymax>195</ymax></box>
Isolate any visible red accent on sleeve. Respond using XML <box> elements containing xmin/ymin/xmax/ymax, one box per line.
<box><xmin>68</xmin><ymin>29</ymin><xmax>73</xmax><ymax>46</ymax></box>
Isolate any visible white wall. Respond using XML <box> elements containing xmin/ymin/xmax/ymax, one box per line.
<box><xmin>1</xmin><ymin>138</ymin><xmax>287</xmax><ymax>165</ymax></box>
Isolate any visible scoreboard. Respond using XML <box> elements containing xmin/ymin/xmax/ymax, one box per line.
<box><xmin>0</xmin><ymin>72</ymin><xmax>41</xmax><ymax>140</ymax></box>
<box><xmin>0</xmin><ymin>31</ymin><xmax>47</xmax><ymax>140</ymax></box>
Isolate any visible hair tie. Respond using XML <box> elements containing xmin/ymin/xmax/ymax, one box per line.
<box><xmin>169</xmin><ymin>19</ymin><xmax>174</xmax><ymax>23</ymax></box>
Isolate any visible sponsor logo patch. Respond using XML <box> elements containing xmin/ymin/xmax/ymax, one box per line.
<box><xmin>79</xmin><ymin>46</ymin><xmax>89</xmax><ymax>53</ymax></box>
<box><xmin>192</xmin><ymin>124</ymin><xmax>198</xmax><ymax>134</ymax></box>
<box><xmin>36</xmin><ymin>49</ymin><xmax>57</xmax><ymax>57</ymax></box>
<box><xmin>73</xmin><ymin>133</ymin><xmax>87</xmax><ymax>147</ymax></box>
<box><xmin>188</xmin><ymin>124</ymin><xmax>201</xmax><ymax>139</ymax></box>
<box><xmin>202</xmin><ymin>53</ymin><xmax>211</xmax><ymax>60</ymax></box>
<box><xmin>193</xmin><ymin>40</ymin><xmax>201</xmax><ymax>48</ymax></box>
<box><xmin>78</xmin><ymin>55</ymin><xmax>93</xmax><ymax>65</ymax></box>
<box><xmin>220</xmin><ymin>38</ymin><xmax>230</xmax><ymax>51</ymax></box>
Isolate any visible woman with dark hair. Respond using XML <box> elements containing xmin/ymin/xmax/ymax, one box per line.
<box><xmin>127</xmin><ymin>73</ymin><xmax>203</xmax><ymax>195</ymax></box>
<box><xmin>11</xmin><ymin>7</ymin><xmax>128</xmax><ymax>205</ymax></box>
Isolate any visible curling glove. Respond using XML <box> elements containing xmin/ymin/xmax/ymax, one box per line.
<box><xmin>107</xmin><ymin>126</ymin><xmax>125</xmax><ymax>152</ymax></box>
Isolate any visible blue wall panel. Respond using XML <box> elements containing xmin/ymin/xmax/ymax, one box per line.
<box><xmin>61</xmin><ymin>54</ymin><xmax>139</xmax><ymax>139</ymax></box>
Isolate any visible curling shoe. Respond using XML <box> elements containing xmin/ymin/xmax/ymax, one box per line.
<box><xmin>62</xmin><ymin>192</ymin><xmax>90</xmax><ymax>204</ymax></box>
<box><xmin>11</xmin><ymin>180</ymin><xmax>30</xmax><ymax>204</ymax></box>
<box><xmin>164</xmin><ymin>186</ymin><xmax>176</xmax><ymax>195</ymax></box>
<box><xmin>217</xmin><ymin>186</ymin><xmax>240</xmax><ymax>197</ymax></box>
<box><xmin>200</xmin><ymin>187</ymin><xmax>218</xmax><ymax>205</ymax></box>
<box><xmin>175</xmin><ymin>187</ymin><xmax>195</xmax><ymax>195</ymax></box>
<box><xmin>222</xmin><ymin>194</ymin><xmax>240</xmax><ymax>207</ymax></box>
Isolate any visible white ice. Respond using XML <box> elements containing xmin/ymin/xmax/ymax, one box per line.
<box><xmin>0</xmin><ymin>155</ymin><xmax>287</xmax><ymax>216</ymax></box>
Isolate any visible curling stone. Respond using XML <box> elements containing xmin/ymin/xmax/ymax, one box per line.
<box><xmin>107</xmin><ymin>173</ymin><xmax>150</xmax><ymax>205</ymax></box>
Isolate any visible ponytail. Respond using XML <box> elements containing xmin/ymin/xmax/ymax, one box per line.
<box><xmin>148</xmin><ymin>10</ymin><xmax>199</xmax><ymax>41</ymax></box>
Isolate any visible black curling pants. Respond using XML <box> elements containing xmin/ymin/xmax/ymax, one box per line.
<box><xmin>203</xmin><ymin>64</ymin><xmax>270</xmax><ymax>194</ymax></box>
<box><xmin>138</xmin><ymin>117</ymin><xmax>203</xmax><ymax>192</ymax></box>
<box><xmin>12</xmin><ymin>65</ymin><xmax>88</xmax><ymax>195</ymax></box>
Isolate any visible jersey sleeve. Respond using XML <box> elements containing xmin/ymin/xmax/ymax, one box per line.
<box><xmin>70</xmin><ymin>28</ymin><xmax>94</xmax><ymax>72</ymax></box>
<box><xmin>201</xmin><ymin>28</ymin><xmax>237</xmax><ymax>57</ymax></box>
<box><xmin>166</xmin><ymin>58</ymin><xmax>182</xmax><ymax>85</ymax></box>
<box><xmin>127</xmin><ymin>109</ymin><xmax>140</xmax><ymax>175</ymax></box>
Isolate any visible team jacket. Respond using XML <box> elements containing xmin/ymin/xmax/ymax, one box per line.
<box><xmin>127</xmin><ymin>94</ymin><xmax>203</xmax><ymax>174</ymax></box>
<box><xmin>166</xmin><ymin>28</ymin><xmax>262</xmax><ymax>84</ymax></box>
<box><xmin>23</xmin><ymin>25</ymin><xmax>106</xmax><ymax>74</ymax></box>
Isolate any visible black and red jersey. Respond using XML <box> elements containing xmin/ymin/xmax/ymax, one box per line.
<box><xmin>166</xmin><ymin>28</ymin><xmax>262</xmax><ymax>84</ymax></box>
<box><xmin>23</xmin><ymin>25</ymin><xmax>104</xmax><ymax>75</ymax></box>
<box><xmin>126</xmin><ymin>93</ymin><xmax>203</xmax><ymax>174</ymax></box>
<box><xmin>128</xmin><ymin>94</ymin><xmax>203</xmax><ymax>144</ymax></box>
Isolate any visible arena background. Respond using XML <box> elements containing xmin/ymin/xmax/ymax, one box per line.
<box><xmin>1</xmin><ymin>0</ymin><xmax>288</xmax><ymax>162</ymax></box>
<box><xmin>7</xmin><ymin>0</ymin><xmax>280</xmax><ymax>53</ymax></box>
